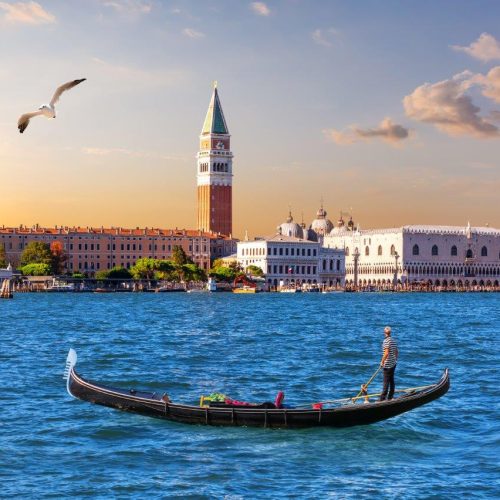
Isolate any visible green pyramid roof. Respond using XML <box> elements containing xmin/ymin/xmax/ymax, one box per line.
<box><xmin>202</xmin><ymin>87</ymin><xmax>229</xmax><ymax>135</ymax></box>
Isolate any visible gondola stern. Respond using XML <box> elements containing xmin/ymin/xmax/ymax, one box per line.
<box><xmin>64</xmin><ymin>348</ymin><xmax>78</xmax><ymax>398</ymax></box>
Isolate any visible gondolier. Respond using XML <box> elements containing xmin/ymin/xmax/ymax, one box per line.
<box><xmin>379</xmin><ymin>326</ymin><xmax>398</xmax><ymax>401</ymax></box>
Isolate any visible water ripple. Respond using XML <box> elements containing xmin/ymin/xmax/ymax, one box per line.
<box><xmin>0</xmin><ymin>292</ymin><xmax>499</xmax><ymax>498</ymax></box>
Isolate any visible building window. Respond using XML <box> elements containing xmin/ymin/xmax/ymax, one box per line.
<box><xmin>390</xmin><ymin>245</ymin><xmax>396</xmax><ymax>256</ymax></box>
<box><xmin>451</xmin><ymin>245</ymin><xmax>457</xmax><ymax>256</ymax></box>
<box><xmin>466</xmin><ymin>249</ymin><xmax>473</xmax><ymax>259</ymax></box>
<box><xmin>432</xmin><ymin>245</ymin><xmax>438</xmax><ymax>256</ymax></box>
<box><xmin>365</xmin><ymin>246</ymin><xmax>370</xmax><ymax>256</ymax></box>
<box><xmin>378</xmin><ymin>245</ymin><xmax>382</xmax><ymax>256</ymax></box>
<box><xmin>413</xmin><ymin>244</ymin><xmax>419</xmax><ymax>256</ymax></box>
<box><xmin>345</xmin><ymin>247</ymin><xmax>350</xmax><ymax>256</ymax></box>
<box><xmin>481</xmin><ymin>246</ymin><xmax>488</xmax><ymax>257</ymax></box>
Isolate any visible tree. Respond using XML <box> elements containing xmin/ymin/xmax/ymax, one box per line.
<box><xmin>95</xmin><ymin>269</ymin><xmax>110</xmax><ymax>280</ymax></box>
<box><xmin>131</xmin><ymin>258</ymin><xmax>158</xmax><ymax>280</ymax></box>
<box><xmin>156</xmin><ymin>260</ymin><xmax>176</xmax><ymax>280</ymax></box>
<box><xmin>0</xmin><ymin>243</ymin><xmax>6</xmax><ymax>268</ymax></box>
<box><xmin>172</xmin><ymin>245</ymin><xmax>190</xmax><ymax>266</ymax></box>
<box><xmin>50</xmin><ymin>241</ymin><xmax>68</xmax><ymax>275</ymax></box>
<box><xmin>182</xmin><ymin>263</ymin><xmax>206</xmax><ymax>282</ymax></box>
<box><xmin>20</xmin><ymin>242</ymin><xmax>52</xmax><ymax>268</ymax></box>
<box><xmin>246</xmin><ymin>265</ymin><xmax>264</xmax><ymax>277</ymax></box>
<box><xmin>20</xmin><ymin>263</ymin><xmax>52</xmax><ymax>276</ymax></box>
<box><xmin>209</xmin><ymin>265</ymin><xmax>241</xmax><ymax>283</ymax></box>
<box><xmin>108</xmin><ymin>267</ymin><xmax>133</xmax><ymax>280</ymax></box>
<box><xmin>72</xmin><ymin>272</ymin><xmax>85</xmax><ymax>279</ymax></box>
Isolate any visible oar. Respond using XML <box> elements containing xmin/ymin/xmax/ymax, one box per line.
<box><xmin>351</xmin><ymin>366</ymin><xmax>381</xmax><ymax>403</ymax></box>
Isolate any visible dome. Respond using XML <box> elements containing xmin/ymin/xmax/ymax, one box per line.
<box><xmin>310</xmin><ymin>205</ymin><xmax>334</xmax><ymax>236</ymax></box>
<box><xmin>277</xmin><ymin>210</ymin><xmax>304</xmax><ymax>238</ymax></box>
<box><xmin>329</xmin><ymin>225</ymin><xmax>346</xmax><ymax>236</ymax></box>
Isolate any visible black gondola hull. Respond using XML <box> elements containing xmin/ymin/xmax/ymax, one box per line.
<box><xmin>67</xmin><ymin>364</ymin><xmax>450</xmax><ymax>429</ymax></box>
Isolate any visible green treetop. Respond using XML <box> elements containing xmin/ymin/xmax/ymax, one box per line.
<box><xmin>20</xmin><ymin>242</ymin><xmax>52</xmax><ymax>268</ymax></box>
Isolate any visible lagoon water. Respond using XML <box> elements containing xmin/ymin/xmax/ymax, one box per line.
<box><xmin>1</xmin><ymin>292</ymin><xmax>499</xmax><ymax>498</ymax></box>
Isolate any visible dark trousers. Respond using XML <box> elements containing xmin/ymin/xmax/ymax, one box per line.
<box><xmin>379</xmin><ymin>365</ymin><xmax>396</xmax><ymax>401</ymax></box>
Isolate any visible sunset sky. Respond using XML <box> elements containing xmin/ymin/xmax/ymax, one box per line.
<box><xmin>0</xmin><ymin>0</ymin><xmax>499</xmax><ymax>238</ymax></box>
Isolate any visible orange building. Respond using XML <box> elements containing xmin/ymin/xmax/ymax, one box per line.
<box><xmin>197</xmin><ymin>82</ymin><xmax>233</xmax><ymax>236</ymax></box>
<box><xmin>0</xmin><ymin>224</ymin><xmax>236</xmax><ymax>273</ymax></box>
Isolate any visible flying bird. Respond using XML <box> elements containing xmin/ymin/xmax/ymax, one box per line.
<box><xmin>17</xmin><ymin>78</ymin><xmax>86</xmax><ymax>134</ymax></box>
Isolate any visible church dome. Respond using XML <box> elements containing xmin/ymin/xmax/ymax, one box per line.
<box><xmin>310</xmin><ymin>205</ymin><xmax>334</xmax><ymax>236</ymax></box>
<box><xmin>277</xmin><ymin>210</ymin><xmax>304</xmax><ymax>238</ymax></box>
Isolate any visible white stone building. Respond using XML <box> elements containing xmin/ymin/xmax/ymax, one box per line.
<box><xmin>324</xmin><ymin>223</ymin><xmax>500</xmax><ymax>289</ymax></box>
<box><xmin>237</xmin><ymin>234</ymin><xmax>345</xmax><ymax>289</ymax></box>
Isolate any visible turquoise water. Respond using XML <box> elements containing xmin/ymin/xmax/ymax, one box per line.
<box><xmin>1</xmin><ymin>293</ymin><xmax>499</xmax><ymax>498</ymax></box>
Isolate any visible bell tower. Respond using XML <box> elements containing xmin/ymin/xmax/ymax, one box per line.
<box><xmin>197</xmin><ymin>82</ymin><xmax>233</xmax><ymax>236</ymax></box>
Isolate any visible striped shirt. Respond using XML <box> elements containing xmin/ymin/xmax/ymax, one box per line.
<box><xmin>382</xmin><ymin>336</ymin><xmax>398</xmax><ymax>368</ymax></box>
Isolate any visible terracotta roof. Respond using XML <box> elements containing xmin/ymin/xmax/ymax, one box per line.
<box><xmin>0</xmin><ymin>225</ymin><xmax>235</xmax><ymax>240</ymax></box>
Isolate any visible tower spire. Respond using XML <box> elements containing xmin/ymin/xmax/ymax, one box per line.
<box><xmin>196</xmin><ymin>83</ymin><xmax>233</xmax><ymax>236</ymax></box>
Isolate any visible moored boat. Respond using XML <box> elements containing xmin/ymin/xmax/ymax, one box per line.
<box><xmin>64</xmin><ymin>349</ymin><xmax>450</xmax><ymax>429</ymax></box>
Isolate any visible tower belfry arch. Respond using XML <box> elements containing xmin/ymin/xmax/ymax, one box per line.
<box><xmin>196</xmin><ymin>83</ymin><xmax>233</xmax><ymax>235</ymax></box>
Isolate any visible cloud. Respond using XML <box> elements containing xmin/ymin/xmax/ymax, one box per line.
<box><xmin>325</xmin><ymin>118</ymin><xmax>410</xmax><ymax>145</ymax></box>
<box><xmin>312</xmin><ymin>28</ymin><xmax>338</xmax><ymax>47</ymax></box>
<box><xmin>472</xmin><ymin>65</ymin><xmax>500</xmax><ymax>104</ymax></box>
<box><xmin>451</xmin><ymin>33</ymin><xmax>500</xmax><ymax>62</ymax></box>
<box><xmin>102</xmin><ymin>0</ymin><xmax>151</xmax><ymax>15</ymax></box>
<box><xmin>0</xmin><ymin>1</ymin><xmax>55</xmax><ymax>25</ymax></box>
<box><xmin>250</xmin><ymin>2</ymin><xmax>270</xmax><ymax>16</ymax></box>
<box><xmin>182</xmin><ymin>28</ymin><xmax>204</xmax><ymax>39</ymax></box>
<box><xmin>404</xmin><ymin>70</ymin><xmax>500</xmax><ymax>138</ymax></box>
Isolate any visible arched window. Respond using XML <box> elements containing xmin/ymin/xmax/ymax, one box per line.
<box><xmin>451</xmin><ymin>245</ymin><xmax>457</xmax><ymax>256</ymax></box>
<box><xmin>412</xmin><ymin>244</ymin><xmax>419</xmax><ymax>256</ymax></box>
<box><xmin>365</xmin><ymin>246</ymin><xmax>370</xmax><ymax>256</ymax></box>
<box><xmin>345</xmin><ymin>247</ymin><xmax>350</xmax><ymax>256</ymax></box>
<box><xmin>466</xmin><ymin>249</ymin><xmax>473</xmax><ymax>259</ymax></box>
<box><xmin>378</xmin><ymin>245</ymin><xmax>382</xmax><ymax>256</ymax></box>
<box><xmin>390</xmin><ymin>245</ymin><xmax>395</xmax><ymax>256</ymax></box>
<box><xmin>432</xmin><ymin>245</ymin><xmax>438</xmax><ymax>256</ymax></box>
<box><xmin>481</xmin><ymin>246</ymin><xmax>488</xmax><ymax>257</ymax></box>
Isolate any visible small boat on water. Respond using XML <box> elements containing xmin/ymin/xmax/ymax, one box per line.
<box><xmin>46</xmin><ymin>279</ymin><xmax>75</xmax><ymax>292</ymax></box>
<box><xmin>64</xmin><ymin>349</ymin><xmax>450</xmax><ymax>429</ymax></box>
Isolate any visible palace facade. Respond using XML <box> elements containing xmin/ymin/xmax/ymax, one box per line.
<box><xmin>324</xmin><ymin>222</ymin><xmax>500</xmax><ymax>288</ymax></box>
<box><xmin>237</xmin><ymin>209</ymin><xmax>345</xmax><ymax>288</ymax></box>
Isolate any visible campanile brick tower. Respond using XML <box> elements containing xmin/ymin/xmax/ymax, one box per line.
<box><xmin>197</xmin><ymin>82</ymin><xmax>233</xmax><ymax>236</ymax></box>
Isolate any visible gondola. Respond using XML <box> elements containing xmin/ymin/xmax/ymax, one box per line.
<box><xmin>64</xmin><ymin>349</ymin><xmax>450</xmax><ymax>429</ymax></box>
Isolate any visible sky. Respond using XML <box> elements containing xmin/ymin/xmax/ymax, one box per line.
<box><xmin>0</xmin><ymin>0</ymin><xmax>499</xmax><ymax>238</ymax></box>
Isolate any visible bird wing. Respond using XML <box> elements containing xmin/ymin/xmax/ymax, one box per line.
<box><xmin>17</xmin><ymin>110</ymin><xmax>44</xmax><ymax>134</ymax></box>
<box><xmin>50</xmin><ymin>78</ymin><xmax>86</xmax><ymax>106</ymax></box>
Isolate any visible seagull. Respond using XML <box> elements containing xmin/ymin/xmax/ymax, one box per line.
<box><xmin>17</xmin><ymin>78</ymin><xmax>86</xmax><ymax>134</ymax></box>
